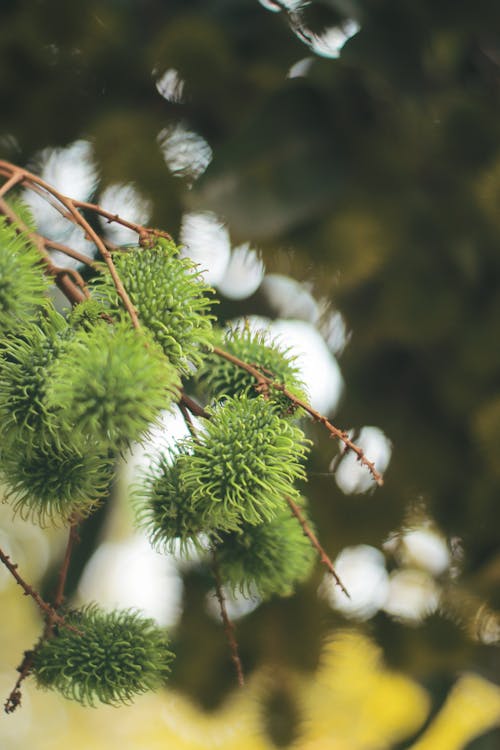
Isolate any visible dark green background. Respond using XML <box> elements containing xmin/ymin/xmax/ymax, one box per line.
<box><xmin>1</xmin><ymin>1</ymin><xmax>499</xmax><ymax>747</ymax></box>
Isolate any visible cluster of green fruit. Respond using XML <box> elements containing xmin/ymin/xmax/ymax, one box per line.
<box><xmin>0</xmin><ymin>210</ymin><xmax>316</xmax><ymax>707</ymax></box>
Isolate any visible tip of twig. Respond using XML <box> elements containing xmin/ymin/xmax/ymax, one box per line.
<box><xmin>335</xmin><ymin>577</ymin><xmax>351</xmax><ymax>599</ymax></box>
<box><xmin>4</xmin><ymin>690</ymin><xmax>21</xmax><ymax>714</ymax></box>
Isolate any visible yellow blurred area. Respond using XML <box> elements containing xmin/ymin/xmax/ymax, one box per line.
<box><xmin>298</xmin><ymin>632</ymin><xmax>429</xmax><ymax>749</ymax></box>
<box><xmin>411</xmin><ymin>674</ymin><xmax>500</xmax><ymax>750</ymax></box>
<box><xmin>1</xmin><ymin>577</ymin><xmax>499</xmax><ymax>750</ymax></box>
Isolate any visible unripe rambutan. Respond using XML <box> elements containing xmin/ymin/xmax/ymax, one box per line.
<box><xmin>1</xmin><ymin>437</ymin><xmax>113</xmax><ymax>524</ymax></box>
<box><xmin>93</xmin><ymin>240</ymin><xmax>214</xmax><ymax>373</ymax></box>
<box><xmin>196</xmin><ymin>324</ymin><xmax>307</xmax><ymax>415</ymax></box>
<box><xmin>182</xmin><ymin>395</ymin><xmax>310</xmax><ymax>532</ymax></box>
<box><xmin>216</xmin><ymin>501</ymin><xmax>316</xmax><ymax>599</ymax></box>
<box><xmin>46</xmin><ymin>322</ymin><xmax>181</xmax><ymax>450</ymax></box>
<box><xmin>33</xmin><ymin>605</ymin><xmax>174</xmax><ymax>706</ymax></box>
<box><xmin>135</xmin><ymin>447</ymin><xmax>209</xmax><ymax>554</ymax></box>
<box><xmin>0</xmin><ymin>217</ymin><xmax>50</xmax><ymax>333</ymax></box>
<box><xmin>0</xmin><ymin>308</ymin><xmax>69</xmax><ymax>454</ymax></box>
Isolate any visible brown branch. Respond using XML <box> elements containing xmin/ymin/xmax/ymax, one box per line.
<box><xmin>0</xmin><ymin>194</ymin><xmax>87</xmax><ymax>305</ymax></box>
<box><xmin>213</xmin><ymin>346</ymin><xmax>268</xmax><ymax>389</ymax></box>
<box><xmin>285</xmin><ymin>495</ymin><xmax>350</xmax><ymax>599</ymax></box>
<box><xmin>180</xmin><ymin>392</ymin><xmax>209</xmax><ymax>420</ymax></box>
<box><xmin>4</xmin><ymin>518</ymin><xmax>82</xmax><ymax>714</ymax></box>
<box><xmin>0</xmin><ymin>171</ymin><xmax>23</xmax><ymax>198</ymax></box>
<box><xmin>53</xmin><ymin>273</ymin><xmax>87</xmax><ymax>305</ymax></box>
<box><xmin>4</xmin><ymin>651</ymin><xmax>35</xmax><ymax>714</ymax></box>
<box><xmin>0</xmin><ymin>546</ymin><xmax>78</xmax><ymax>626</ymax></box>
<box><xmin>51</xmin><ymin>265</ymin><xmax>91</xmax><ymax>299</ymax></box>
<box><xmin>212</xmin><ymin>346</ymin><xmax>384</xmax><ymax>486</ymax></box>
<box><xmin>14</xmin><ymin>179</ymin><xmax>78</xmax><ymax>225</ymax></box>
<box><xmin>48</xmin><ymin>195</ymin><xmax>138</xmax><ymax>324</ymax></box>
<box><xmin>74</xmin><ymin>198</ymin><xmax>172</xmax><ymax>242</ymax></box>
<box><xmin>0</xmin><ymin>172</ymin><xmax>169</xmax><ymax>247</ymax></box>
<box><xmin>0</xmin><ymin>162</ymin><xmax>171</xmax><ymax>318</ymax></box>
<box><xmin>55</xmin><ymin>517</ymin><xmax>81</xmax><ymax>609</ymax></box>
<box><xmin>0</xmin><ymin>195</ymin><xmax>50</xmax><ymax>259</ymax></box>
<box><xmin>0</xmin><ymin>162</ymin><xmax>141</xmax><ymax>328</ymax></box>
<box><xmin>211</xmin><ymin>548</ymin><xmax>245</xmax><ymax>687</ymax></box>
<box><xmin>44</xmin><ymin>237</ymin><xmax>97</xmax><ymax>267</ymax></box>
<box><xmin>42</xmin><ymin>516</ymin><xmax>81</xmax><ymax>642</ymax></box>
<box><xmin>178</xmin><ymin>400</ymin><xmax>197</xmax><ymax>438</ymax></box>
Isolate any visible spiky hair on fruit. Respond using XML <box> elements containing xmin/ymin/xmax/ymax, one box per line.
<box><xmin>45</xmin><ymin>322</ymin><xmax>181</xmax><ymax>450</ymax></box>
<box><xmin>0</xmin><ymin>216</ymin><xmax>50</xmax><ymax>333</ymax></box>
<box><xmin>181</xmin><ymin>395</ymin><xmax>311</xmax><ymax>532</ymax></box>
<box><xmin>0</xmin><ymin>437</ymin><xmax>113</xmax><ymax>524</ymax></box>
<box><xmin>215</xmin><ymin>501</ymin><xmax>316</xmax><ymax>600</ymax></box>
<box><xmin>135</xmin><ymin>447</ymin><xmax>209</xmax><ymax>554</ymax></box>
<box><xmin>67</xmin><ymin>298</ymin><xmax>111</xmax><ymax>332</ymax></box>
<box><xmin>0</xmin><ymin>308</ymin><xmax>69</xmax><ymax>454</ymax></box>
<box><xmin>92</xmin><ymin>239</ymin><xmax>215</xmax><ymax>374</ymax></box>
<box><xmin>195</xmin><ymin>324</ymin><xmax>308</xmax><ymax>415</ymax></box>
<box><xmin>33</xmin><ymin>605</ymin><xmax>174</xmax><ymax>706</ymax></box>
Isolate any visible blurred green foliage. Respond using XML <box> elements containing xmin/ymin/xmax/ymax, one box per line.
<box><xmin>1</xmin><ymin>0</ymin><xmax>499</xmax><ymax>745</ymax></box>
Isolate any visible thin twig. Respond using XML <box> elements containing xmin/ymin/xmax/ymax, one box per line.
<box><xmin>0</xmin><ymin>195</ymin><xmax>51</xmax><ymax>262</ymax></box>
<box><xmin>51</xmin><ymin>265</ymin><xmax>91</xmax><ymax>299</ymax></box>
<box><xmin>0</xmin><ymin>171</ymin><xmax>23</xmax><ymax>198</ymax></box>
<box><xmin>74</xmin><ymin>198</ymin><xmax>172</xmax><ymax>242</ymax></box>
<box><xmin>180</xmin><ymin>392</ymin><xmax>209</xmax><ymax>420</ymax></box>
<box><xmin>285</xmin><ymin>495</ymin><xmax>350</xmax><ymax>598</ymax></box>
<box><xmin>178</xmin><ymin>400</ymin><xmax>197</xmax><ymax>438</ymax></box>
<box><xmin>0</xmin><ymin>546</ymin><xmax>79</xmax><ymax>627</ymax></box>
<box><xmin>211</xmin><ymin>548</ymin><xmax>245</xmax><ymax>687</ymax></box>
<box><xmin>0</xmin><ymin>172</ymin><xmax>169</xmax><ymax>247</ymax></box>
<box><xmin>44</xmin><ymin>237</ymin><xmax>97</xmax><ymax>267</ymax></box>
<box><xmin>0</xmin><ymin>194</ymin><xmax>87</xmax><ymax>305</ymax></box>
<box><xmin>0</xmin><ymin>162</ymin><xmax>141</xmax><ymax>328</ymax></box>
<box><xmin>212</xmin><ymin>346</ymin><xmax>384</xmax><ymax>486</ymax></box>
<box><xmin>4</xmin><ymin>651</ymin><xmax>34</xmax><ymax>714</ymax></box>
<box><xmin>49</xmin><ymin>193</ymin><xmax>139</xmax><ymax>325</ymax></box>
<box><xmin>42</xmin><ymin>516</ymin><xmax>81</xmax><ymax>641</ymax></box>
<box><xmin>54</xmin><ymin>517</ymin><xmax>81</xmax><ymax>609</ymax></box>
<box><xmin>4</xmin><ymin>519</ymin><xmax>82</xmax><ymax>714</ymax></box>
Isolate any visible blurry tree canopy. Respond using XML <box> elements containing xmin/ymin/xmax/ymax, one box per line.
<box><xmin>1</xmin><ymin>0</ymin><xmax>500</xmax><ymax>747</ymax></box>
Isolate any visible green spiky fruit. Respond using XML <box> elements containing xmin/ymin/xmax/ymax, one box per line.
<box><xmin>67</xmin><ymin>298</ymin><xmax>110</xmax><ymax>331</ymax></box>
<box><xmin>0</xmin><ymin>437</ymin><xmax>113</xmax><ymax>523</ymax></box>
<box><xmin>46</xmin><ymin>322</ymin><xmax>181</xmax><ymax>450</ymax></box>
<box><xmin>0</xmin><ymin>309</ymin><xmax>68</xmax><ymax>453</ymax></box>
<box><xmin>196</xmin><ymin>324</ymin><xmax>308</xmax><ymax>415</ymax></box>
<box><xmin>216</xmin><ymin>502</ymin><xmax>316</xmax><ymax>599</ymax></box>
<box><xmin>135</xmin><ymin>447</ymin><xmax>209</xmax><ymax>554</ymax></box>
<box><xmin>0</xmin><ymin>217</ymin><xmax>49</xmax><ymax>332</ymax></box>
<box><xmin>33</xmin><ymin>605</ymin><xmax>174</xmax><ymax>706</ymax></box>
<box><xmin>93</xmin><ymin>240</ymin><xmax>214</xmax><ymax>373</ymax></box>
<box><xmin>181</xmin><ymin>395</ymin><xmax>310</xmax><ymax>532</ymax></box>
